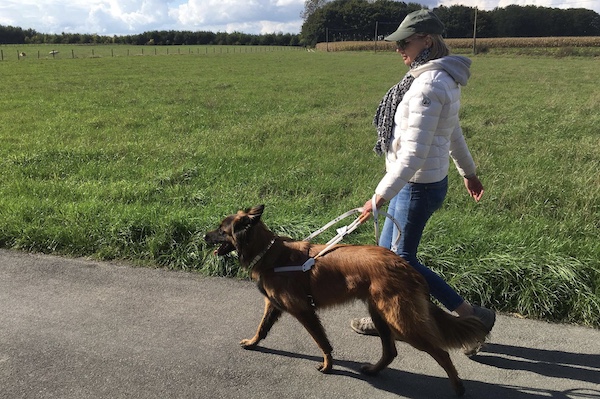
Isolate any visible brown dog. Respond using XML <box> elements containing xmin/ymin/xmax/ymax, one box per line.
<box><xmin>204</xmin><ymin>205</ymin><xmax>488</xmax><ymax>396</ymax></box>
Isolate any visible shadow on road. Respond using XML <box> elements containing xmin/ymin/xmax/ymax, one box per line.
<box><xmin>472</xmin><ymin>343</ymin><xmax>600</xmax><ymax>384</ymax></box>
<box><xmin>253</xmin><ymin>346</ymin><xmax>600</xmax><ymax>399</ymax></box>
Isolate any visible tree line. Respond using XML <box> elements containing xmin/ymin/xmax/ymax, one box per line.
<box><xmin>1</xmin><ymin>0</ymin><xmax>599</xmax><ymax>47</ymax></box>
<box><xmin>0</xmin><ymin>27</ymin><xmax>301</xmax><ymax>46</ymax></box>
<box><xmin>301</xmin><ymin>0</ymin><xmax>600</xmax><ymax>45</ymax></box>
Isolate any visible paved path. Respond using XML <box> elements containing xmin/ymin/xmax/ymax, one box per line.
<box><xmin>1</xmin><ymin>249</ymin><xmax>599</xmax><ymax>398</ymax></box>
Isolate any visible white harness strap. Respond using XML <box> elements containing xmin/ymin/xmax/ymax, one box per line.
<box><xmin>303</xmin><ymin>208</ymin><xmax>362</xmax><ymax>242</ymax></box>
<box><xmin>273</xmin><ymin>198</ymin><xmax>401</xmax><ymax>273</ymax></box>
<box><xmin>272</xmin><ymin>258</ymin><xmax>315</xmax><ymax>273</ymax></box>
<box><xmin>274</xmin><ymin>211</ymin><xmax>362</xmax><ymax>273</ymax></box>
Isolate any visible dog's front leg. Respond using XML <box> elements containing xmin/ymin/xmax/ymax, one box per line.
<box><xmin>240</xmin><ymin>297</ymin><xmax>282</xmax><ymax>349</ymax></box>
<box><xmin>293</xmin><ymin>310</ymin><xmax>334</xmax><ymax>373</ymax></box>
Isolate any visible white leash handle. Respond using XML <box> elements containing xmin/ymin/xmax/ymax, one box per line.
<box><xmin>372</xmin><ymin>195</ymin><xmax>380</xmax><ymax>245</ymax></box>
<box><xmin>371</xmin><ymin>194</ymin><xmax>401</xmax><ymax>252</ymax></box>
<box><xmin>303</xmin><ymin>208</ymin><xmax>362</xmax><ymax>242</ymax></box>
<box><xmin>302</xmin><ymin>199</ymin><xmax>402</xmax><ymax>260</ymax></box>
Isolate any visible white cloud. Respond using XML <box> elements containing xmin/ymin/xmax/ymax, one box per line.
<box><xmin>169</xmin><ymin>0</ymin><xmax>303</xmax><ymax>31</ymax></box>
<box><xmin>0</xmin><ymin>0</ymin><xmax>597</xmax><ymax>36</ymax></box>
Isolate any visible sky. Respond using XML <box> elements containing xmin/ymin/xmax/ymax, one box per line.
<box><xmin>1</xmin><ymin>0</ymin><xmax>598</xmax><ymax>36</ymax></box>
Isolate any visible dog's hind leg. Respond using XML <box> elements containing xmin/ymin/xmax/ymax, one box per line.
<box><xmin>360</xmin><ymin>301</ymin><xmax>398</xmax><ymax>376</ymax></box>
<box><xmin>291</xmin><ymin>309</ymin><xmax>334</xmax><ymax>373</ymax></box>
<box><xmin>240</xmin><ymin>297</ymin><xmax>282</xmax><ymax>349</ymax></box>
<box><xmin>405</xmin><ymin>334</ymin><xmax>465</xmax><ymax>397</ymax></box>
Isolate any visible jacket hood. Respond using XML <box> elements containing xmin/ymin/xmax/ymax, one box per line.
<box><xmin>412</xmin><ymin>55</ymin><xmax>472</xmax><ymax>86</ymax></box>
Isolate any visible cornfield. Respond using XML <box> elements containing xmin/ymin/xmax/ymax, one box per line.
<box><xmin>316</xmin><ymin>36</ymin><xmax>600</xmax><ymax>52</ymax></box>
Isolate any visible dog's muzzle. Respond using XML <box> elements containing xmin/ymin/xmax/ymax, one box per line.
<box><xmin>204</xmin><ymin>232</ymin><xmax>235</xmax><ymax>256</ymax></box>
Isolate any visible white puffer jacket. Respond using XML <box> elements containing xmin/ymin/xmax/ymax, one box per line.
<box><xmin>375</xmin><ymin>55</ymin><xmax>477</xmax><ymax>201</ymax></box>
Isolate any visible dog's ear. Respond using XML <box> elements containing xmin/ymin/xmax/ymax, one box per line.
<box><xmin>247</xmin><ymin>205</ymin><xmax>264</xmax><ymax>224</ymax></box>
<box><xmin>233</xmin><ymin>205</ymin><xmax>265</xmax><ymax>234</ymax></box>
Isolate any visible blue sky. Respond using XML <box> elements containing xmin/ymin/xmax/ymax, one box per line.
<box><xmin>1</xmin><ymin>0</ymin><xmax>598</xmax><ymax>36</ymax></box>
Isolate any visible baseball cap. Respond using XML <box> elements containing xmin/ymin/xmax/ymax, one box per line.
<box><xmin>384</xmin><ymin>9</ymin><xmax>445</xmax><ymax>42</ymax></box>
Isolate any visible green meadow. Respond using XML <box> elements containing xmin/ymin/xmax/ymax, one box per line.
<box><xmin>0</xmin><ymin>47</ymin><xmax>598</xmax><ymax>327</ymax></box>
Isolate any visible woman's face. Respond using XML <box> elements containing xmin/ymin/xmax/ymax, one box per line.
<box><xmin>396</xmin><ymin>34</ymin><xmax>430</xmax><ymax>66</ymax></box>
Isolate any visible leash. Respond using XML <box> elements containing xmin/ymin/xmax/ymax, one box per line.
<box><xmin>370</xmin><ymin>194</ymin><xmax>402</xmax><ymax>253</ymax></box>
<box><xmin>274</xmin><ymin>196</ymin><xmax>401</xmax><ymax>273</ymax></box>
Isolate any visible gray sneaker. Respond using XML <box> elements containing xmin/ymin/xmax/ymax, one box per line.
<box><xmin>350</xmin><ymin>317</ymin><xmax>378</xmax><ymax>336</ymax></box>
<box><xmin>473</xmin><ymin>305</ymin><xmax>496</xmax><ymax>333</ymax></box>
<box><xmin>463</xmin><ymin>305</ymin><xmax>496</xmax><ymax>357</ymax></box>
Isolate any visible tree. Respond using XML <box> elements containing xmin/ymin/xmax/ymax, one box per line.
<box><xmin>300</xmin><ymin>0</ymin><xmax>422</xmax><ymax>46</ymax></box>
<box><xmin>434</xmin><ymin>5</ymin><xmax>474</xmax><ymax>38</ymax></box>
<box><xmin>301</xmin><ymin>0</ymin><xmax>331</xmax><ymax>21</ymax></box>
<box><xmin>0</xmin><ymin>25</ymin><xmax>37</xmax><ymax>44</ymax></box>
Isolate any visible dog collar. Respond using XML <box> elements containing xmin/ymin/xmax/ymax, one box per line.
<box><xmin>247</xmin><ymin>238</ymin><xmax>276</xmax><ymax>270</ymax></box>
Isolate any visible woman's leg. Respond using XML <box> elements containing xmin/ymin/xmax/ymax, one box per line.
<box><xmin>385</xmin><ymin>177</ymin><xmax>464</xmax><ymax>312</ymax></box>
<box><xmin>354</xmin><ymin>177</ymin><xmax>496</xmax><ymax>348</ymax></box>
<box><xmin>377</xmin><ymin>195</ymin><xmax>397</xmax><ymax>250</ymax></box>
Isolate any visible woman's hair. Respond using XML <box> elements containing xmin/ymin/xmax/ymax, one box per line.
<box><xmin>425</xmin><ymin>34</ymin><xmax>450</xmax><ymax>60</ymax></box>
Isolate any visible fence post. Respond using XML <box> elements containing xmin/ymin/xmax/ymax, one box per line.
<box><xmin>374</xmin><ymin>21</ymin><xmax>379</xmax><ymax>53</ymax></box>
<box><xmin>72</xmin><ymin>49</ymin><xmax>75</xmax><ymax>59</ymax></box>
<box><xmin>472</xmin><ymin>7</ymin><xmax>478</xmax><ymax>55</ymax></box>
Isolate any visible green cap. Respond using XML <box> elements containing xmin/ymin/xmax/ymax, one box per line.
<box><xmin>384</xmin><ymin>10</ymin><xmax>445</xmax><ymax>42</ymax></box>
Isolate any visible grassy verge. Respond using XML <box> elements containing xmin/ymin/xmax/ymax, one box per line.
<box><xmin>0</xmin><ymin>48</ymin><xmax>598</xmax><ymax>327</ymax></box>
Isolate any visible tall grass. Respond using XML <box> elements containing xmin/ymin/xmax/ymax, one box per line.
<box><xmin>0</xmin><ymin>48</ymin><xmax>598</xmax><ymax>327</ymax></box>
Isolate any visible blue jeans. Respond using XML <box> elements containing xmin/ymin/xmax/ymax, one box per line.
<box><xmin>378</xmin><ymin>176</ymin><xmax>464</xmax><ymax>312</ymax></box>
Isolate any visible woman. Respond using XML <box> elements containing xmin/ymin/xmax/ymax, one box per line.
<box><xmin>351</xmin><ymin>10</ymin><xmax>495</xmax><ymax>355</ymax></box>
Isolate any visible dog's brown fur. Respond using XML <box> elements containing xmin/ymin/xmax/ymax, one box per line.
<box><xmin>205</xmin><ymin>205</ymin><xmax>488</xmax><ymax>396</ymax></box>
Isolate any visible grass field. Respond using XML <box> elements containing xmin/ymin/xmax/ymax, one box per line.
<box><xmin>0</xmin><ymin>46</ymin><xmax>598</xmax><ymax>327</ymax></box>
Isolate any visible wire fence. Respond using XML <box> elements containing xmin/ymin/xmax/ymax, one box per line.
<box><xmin>0</xmin><ymin>44</ymin><xmax>304</xmax><ymax>62</ymax></box>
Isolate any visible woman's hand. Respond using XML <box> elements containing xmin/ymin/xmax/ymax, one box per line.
<box><xmin>464</xmin><ymin>175</ymin><xmax>484</xmax><ymax>202</ymax></box>
<box><xmin>360</xmin><ymin>195</ymin><xmax>386</xmax><ymax>222</ymax></box>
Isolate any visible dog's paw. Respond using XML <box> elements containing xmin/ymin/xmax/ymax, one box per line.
<box><xmin>239</xmin><ymin>339</ymin><xmax>258</xmax><ymax>350</ymax></box>
<box><xmin>359</xmin><ymin>364</ymin><xmax>380</xmax><ymax>376</ymax></box>
<box><xmin>316</xmin><ymin>363</ymin><xmax>332</xmax><ymax>373</ymax></box>
<box><xmin>453</xmin><ymin>379</ymin><xmax>466</xmax><ymax>397</ymax></box>
<box><xmin>316</xmin><ymin>353</ymin><xmax>333</xmax><ymax>373</ymax></box>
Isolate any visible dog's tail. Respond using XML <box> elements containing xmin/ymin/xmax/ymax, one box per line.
<box><xmin>429</xmin><ymin>302</ymin><xmax>489</xmax><ymax>350</ymax></box>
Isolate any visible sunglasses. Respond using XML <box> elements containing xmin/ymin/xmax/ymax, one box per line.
<box><xmin>395</xmin><ymin>36</ymin><xmax>425</xmax><ymax>50</ymax></box>
<box><xmin>395</xmin><ymin>39</ymin><xmax>414</xmax><ymax>50</ymax></box>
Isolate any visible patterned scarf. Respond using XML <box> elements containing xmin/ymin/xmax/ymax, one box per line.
<box><xmin>373</xmin><ymin>48</ymin><xmax>431</xmax><ymax>156</ymax></box>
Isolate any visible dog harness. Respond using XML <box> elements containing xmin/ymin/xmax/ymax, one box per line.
<box><xmin>273</xmin><ymin>196</ymin><xmax>401</xmax><ymax>273</ymax></box>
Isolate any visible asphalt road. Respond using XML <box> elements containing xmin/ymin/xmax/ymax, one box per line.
<box><xmin>1</xmin><ymin>249</ymin><xmax>599</xmax><ymax>399</ymax></box>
